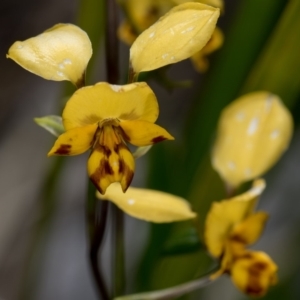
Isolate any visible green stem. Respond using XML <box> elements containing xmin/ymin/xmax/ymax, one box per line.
<box><xmin>86</xmin><ymin>182</ymin><xmax>110</xmax><ymax>300</ymax></box>
<box><xmin>104</xmin><ymin>0</ymin><xmax>125</xmax><ymax>296</ymax></box>
<box><xmin>105</xmin><ymin>0</ymin><xmax>119</xmax><ymax>84</ymax></box>
<box><xmin>111</xmin><ymin>203</ymin><xmax>126</xmax><ymax>297</ymax></box>
<box><xmin>114</xmin><ymin>272</ymin><xmax>219</xmax><ymax>300</ymax></box>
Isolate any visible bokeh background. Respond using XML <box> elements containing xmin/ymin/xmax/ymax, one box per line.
<box><xmin>1</xmin><ymin>0</ymin><xmax>300</xmax><ymax>299</ymax></box>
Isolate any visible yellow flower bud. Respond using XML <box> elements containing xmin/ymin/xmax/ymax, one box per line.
<box><xmin>231</xmin><ymin>251</ymin><xmax>278</xmax><ymax>297</ymax></box>
<box><xmin>97</xmin><ymin>183</ymin><xmax>197</xmax><ymax>223</ymax></box>
<box><xmin>7</xmin><ymin>24</ymin><xmax>92</xmax><ymax>87</ymax></box>
<box><xmin>212</xmin><ymin>91</ymin><xmax>293</xmax><ymax>188</ymax></box>
<box><xmin>130</xmin><ymin>2</ymin><xmax>220</xmax><ymax>73</ymax></box>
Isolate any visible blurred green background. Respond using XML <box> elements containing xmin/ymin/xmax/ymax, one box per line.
<box><xmin>1</xmin><ymin>0</ymin><xmax>300</xmax><ymax>299</ymax></box>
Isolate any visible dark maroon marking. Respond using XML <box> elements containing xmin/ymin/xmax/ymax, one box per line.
<box><xmin>245</xmin><ymin>285</ymin><xmax>263</xmax><ymax>296</ymax></box>
<box><xmin>90</xmin><ymin>176</ymin><xmax>104</xmax><ymax>194</ymax></box>
<box><xmin>54</xmin><ymin>144</ymin><xmax>72</xmax><ymax>155</ymax></box>
<box><xmin>94</xmin><ymin>144</ymin><xmax>112</xmax><ymax>157</ymax></box>
<box><xmin>90</xmin><ymin>156</ymin><xmax>114</xmax><ymax>194</ymax></box>
<box><xmin>118</xmin><ymin>126</ymin><xmax>131</xmax><ymax>142</ymax></box>
<box><xmin>152</xmin><ymin>135</ymin><xmax>167</xmax><ymax>143</ymax></box>
<box><xmin>243</xmin><ymin>256</ymin><xmax>268</xmax><ymax>296</ymax></box>
<box><xmin>104</xmin><ymin>160</ymin><xmax>114</xmax><ymax>175</ymax></box>
<box><xmin>118</xmin><ymin>158</ymin><xmax>125</xmax><ymax>174</ymax></box>
<box><xmin>124</xmin><ymin>169</ymin><xmax>134</xmax><ymax>191</ymax></box>
<box><xmin>249</xmin><ymin>262</ymin><xmax>268</xmax><ymax>275</ymax></box>
<box><xmin>230</xmin><ymin>234</ymin><xmax>247</xmax><ymax>244</ymax></box>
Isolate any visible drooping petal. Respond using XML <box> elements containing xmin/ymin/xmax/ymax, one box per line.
<box><xmin>130</xmin><ymin>3</ymin><xmax>220</xmax><ymax>73</ymax></box>
<box><xmin>230</xmin><ymin>212</ymin><xmax>269</xmax><ymax>246</ymax></box>
<box><xmin>88</xmin><ymin>142</ymin><xmax>135</xmax><ymax>194</ymax></box>
<box><xmin>7</xmin><ymin>24</ymin><xmax>92</xmax><ymax>87</ymax></box>
<box><xmin>62</xmin><ymin>82</ymin><xmax>158</xmax><ymax>130</ymax></box>
<box><xmin>96</xmin><ymin>183</ymin><xmax>197</xmax><ymax>223</ymax></box>
<box><xmin>231</xmin><ymin>251</ymin><xmax>278</xmax><ymax>297</ymax></box>
<box><xmin>204</xmin><ymin>179</ymin><xmax>265</xmax><ymax>258</ymax></box>
<box><xmin>212</xmin><ymin>91</ymin><xmax>293</xmax><ymax>188</ymax></box>
<box><xmin>48</xmin><ymin>124</ymin><xmax>97</xmax><ymax>156</ymax></box>
<box><xmin>119</xmin><ymin>120</ymin><xmax>174</xmax><ymax>146</ymax></box>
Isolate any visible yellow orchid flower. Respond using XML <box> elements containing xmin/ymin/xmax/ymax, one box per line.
<box><xmin>205</xmin><ymin>179</ymin><xmax>278</xmax><ymax>297</ymax></box>
<box><xmin>119</xmin><ymin>0</ymin><xmax>223</xmax><ymax>73</ymax></box>
<box><xmin>48</xmin><ymin>82</ymin><xmax>174</xmax><ymax>194</ymax></box>
<box><xmin>212</xmin><ymin>91</ymin><xmax>293</xmax><ymax>189</ymax></box>
<box><xmin>130</xmin><ymin>2</ymin><xmax>220</xmax><ymax>74</ymax></box>
<box><xmin>97</xmin><ymin>183</ymin><xmax>196</xmax><ymax>222</ymax></box>
<box><xmin>7</xmin><ymin>24</ymin><xmax>92</xmax><ymax>88</ymax></box>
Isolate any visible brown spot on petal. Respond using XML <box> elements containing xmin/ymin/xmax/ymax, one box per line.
<box><xmin>94</xmin><ymin>144</ymin><xmax>112</xmax><ymax>157</ymax></box>
<box><xmin>245</xmin><ymin>281</ymin><xmax>264</xmax><ymax>297</ymax></box>
<box><xmin>245</xmin><ymin>260</ymin><xmax>268</xmax><ymax>296</ymax></box>
<box><xmin>230</xmin><ymin>234</ymin><xmax>247</xmax><ymax>244</ymax></box>
<box><xmin>118</xmin><ymin>126</ymin><xmax>131</xmax><ymax>142</ymax></box>
<box><xmin>89</xmin><ymin>148</ymin><xmax>114</xmax><ymax>194</ymax></box>
<box><xmin>55</xmin><ymin>144</ymin><xmax>72</xmax><ymax>155</ymax></box>
<box><xmin>124</xmin><ymin>169</ymin><xmax>134</xmax><ymax>191</ymax></box>
<box><xmin>152</xmin><ymin>135</ymin><xmax>167</xmax><ymax>143</ymax></box>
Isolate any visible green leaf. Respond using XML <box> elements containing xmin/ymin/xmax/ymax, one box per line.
<box><xmin>34</xmin><ymin>115</ymin><xmax>64</xmax><ymax>137</ymax></box>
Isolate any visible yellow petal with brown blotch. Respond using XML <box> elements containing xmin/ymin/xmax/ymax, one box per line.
<box><xmin>7</xmin><ymin>24</ymin><xmax>92</xmax><ymax>87</ymax></box>
<box><xmin>212</xmin><ymin>91</ymin><xmax>293</xmax><ymax>188</ymax></box>
<box><xmin>204</xmin><ymin>179</ymin><xmax>266</xmax><ymax>258</ymax></box>
<box><xmin>119</xmin><ymin>120</ymin><xmax>174</xmax><ymax>146</ymax></box>
<box><xmin>231</xmin><ymin>251</ymin><xmax>278</xmax><ymax>297</ymax></box>
<box><xmin>48</xmin><ymin>124</ymin><xmax>97</xmax><ymax>156</ymax></box>
<box><xmin>97</xmin><ymin>183</ymin><xmax>197</xmax><ymax>223</ymax></box>
<box><xmin>230</xmin><ymin>212</ymin><xmax>269</xmax><ymax>246</ymax></box>
<box><xmin>62</xmin><ymin>82</ymin><xmax>158</xmax><ymax>130</ymax></box>
<box><xmin>87</xmin><ymin>143</ymin><xmax>135</xmax><ymax>194</ymax></box>
<box><xmin>130</xmin><ymin>2</ymin><xmax>220</xmax><ymax>73</ymax></box>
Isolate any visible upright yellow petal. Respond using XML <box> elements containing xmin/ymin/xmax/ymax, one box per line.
<box><xmin>63</xmin><ymin>82</ymin><xmax>158</xmax><ymax>130</ymax></box>
<box><xmin>47</xmin><ymin>124</ymin><xmax>97</xmax><ymax>156</ymax></box>
<box><xmin>119</xmin><ymin>120</ymin><xmax>174</xmax><ymax>146</ymax></box>
<box><xmin>204</xmin><ymin>179</ymin><xmax>265</xmax><ymax>258</ymax></box>
<box><xmin>88</xmin><ymin>143</ymin><xmax>135</xmax><ymax>194</ymax></box>
<box><xmin>130</xmin><ymin>3</ymin><xmax>220</xmax><ymax>73</ymax></box>
<box><xmin>212</xmin><ymin>92</ymin><xmax>293</xmax><ymax>188</ymax></box>
<box><xmin>231</xmin><ymin>251</ymin><xmax>278</xmax><ymax>297</ymax></box>
<box><xmin>7</xmin><ymin>24</ymin><xmax>92</xmax><ymax>87</ymax></box>
<box><xmin>97</xmin><ymin>183</ymin><xmax>197</xmax><ymax>222</ymax></box>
